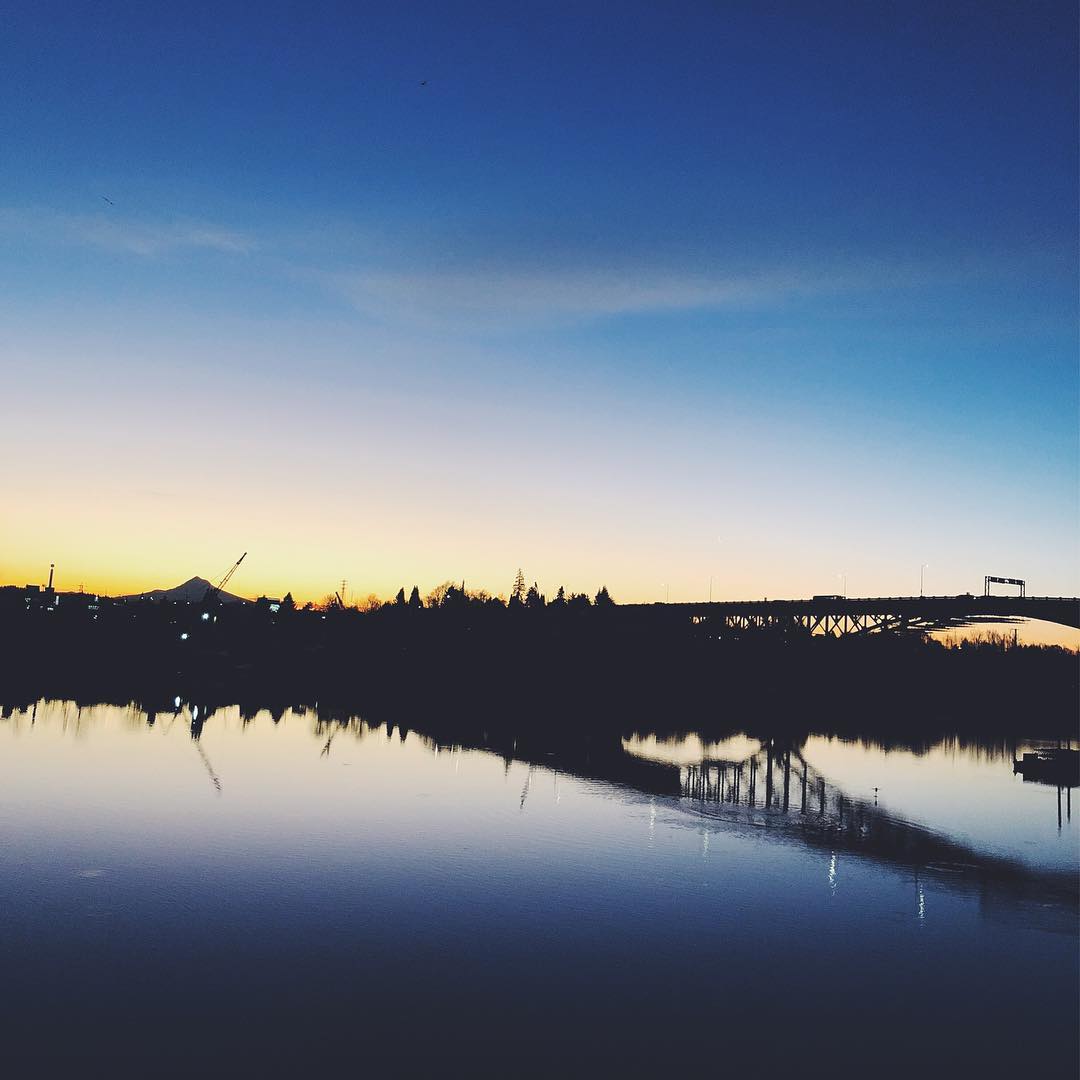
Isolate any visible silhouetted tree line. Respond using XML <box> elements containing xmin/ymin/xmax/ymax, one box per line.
<box><xmin>0</xmin><ymin>571</ymin><xmax>1076</xmax><ymax>736</ymax></box>
<box><xmin>320</xmin><ymin>570</ymin><xmax>615</xmax><ymax>615</ymax></box>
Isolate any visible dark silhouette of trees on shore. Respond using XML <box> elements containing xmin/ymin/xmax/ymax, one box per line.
<box><xmin>1</xmin><ymin>567</ymin><xmax>1076</xmax><ymax>738</ymax></box>
<box><xmin>351</xmin><ymin>571</ymin><xmax>616</xmax><ymax>616</ymax></box>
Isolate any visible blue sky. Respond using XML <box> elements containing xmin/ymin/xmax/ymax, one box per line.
<box><xmin>1</xmin><ymin>1</ymin><xmax>1076</xmax><ymax>609</ymax></box>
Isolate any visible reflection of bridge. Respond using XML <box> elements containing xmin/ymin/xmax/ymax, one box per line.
<box><xmin>677</xmin><ymin>738</ymin><xmax>1075</xmax><ymax>905</ymax></box>
<box><xmin>622</xmin><ymin>595</ymin><xmax>1080</xmax><ymax>635</ymax></box>
<box><xmin>2</xmin><ymin>695</ymin><xmax>1075</xmax><ymax>912</ymax></box>
<box><xmin>681</xmin><ymin>740</ymin><xmax>914</xmax><ymax>813</ymax></box>
<box><xmin>403</xmin><ymin>720</ymin><xmax>1076</xmax><ymax>908</ymax></box>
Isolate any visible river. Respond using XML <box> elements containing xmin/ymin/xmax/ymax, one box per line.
<box><xmin>0</xmin><ymin>699</ymin><xmax>1075</xmax><ymax>1077</ymax></box>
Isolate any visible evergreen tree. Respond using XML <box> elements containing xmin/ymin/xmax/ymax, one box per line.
<box><xmin>553</xmin><ymin>585</ymin><xmax>566</xmax><ymax>606</ymax></box>
<box><xmin>394</xmin><ymin>587</ymin><xmax>406</xmax><ymax>606</ymax></box>
<box><xmin>525</xmin><ymin>582</ymin><xmax>545</xmax><ymax>608</ymax></box>
<box><xmin>595</xmin><ymin>585</ymin><xmax>614</xmax><ymax>607</ymax></box>
<box><xmin>281</xmin><ymin>592</ymin><xmax>295</xmax><ymax>610</ymax></box>
<box><xmin>408</xmin><ymin>585</ymin><xmax>422</xmax><ymax>609</ymax></box>
<box><xmin>512</xmin><ymin>568</ymin><xmax>527</xmax><ymax>603</ymax></box>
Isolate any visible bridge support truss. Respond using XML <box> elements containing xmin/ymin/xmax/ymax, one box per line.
<box><xmin>698</xmin><ymin>611</ymin><xmax>967</xmax><ymax>638</ymax></box>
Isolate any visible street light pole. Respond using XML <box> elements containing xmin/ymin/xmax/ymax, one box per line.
<box><xmin>920</xmin><ymin>564</ymin><xmax>928</xmax><ymax>598</ymax></box>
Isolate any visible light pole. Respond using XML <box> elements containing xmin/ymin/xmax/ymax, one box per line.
<box><xmin>661</xmin><ymin>583</ymin><xmax>669</xmax><ymax>604</ymax></box>
<box><xmin>838</xmin><ymin>572</ymin><xmax>847</xmax><ymax>599</ymax></box>
<box><xmin>920</xmin><ymin>564</ymin><xmax>928</xmax><ymax>598</ymax></box>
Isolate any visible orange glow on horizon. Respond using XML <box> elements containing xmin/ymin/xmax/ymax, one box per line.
<box><xmin>3</xmin><ymin>555</ymin><xmax>1075</xmax><ymax>649</ymax></box>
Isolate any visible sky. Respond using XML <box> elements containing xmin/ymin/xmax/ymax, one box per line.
<box><xmin>1</xmin><ymin>1</ymin><xmax>1077</xmax><ymax>632</ymax></box>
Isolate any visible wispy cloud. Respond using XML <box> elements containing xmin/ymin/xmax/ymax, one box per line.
<box><xmin>329</xmin><ymin>262</ymin><xmax>905</xmax><ymax>329</ymax></box>
<box><xmin>0</xmin><ymin>206</ymin><xmax>254</xmax><ymax>256</ymax></box>
<box><xmin>0</xmin><ymin>204</ymin><xmax>967</xmax><ymax>333</ymax></box>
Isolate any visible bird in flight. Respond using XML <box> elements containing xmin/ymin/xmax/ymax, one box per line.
<box><xmin>100</xmin><ymin>195</ymin><xmax>115</xmax><ymax>206</ymax></box>
<box><xmin>419</xmin><ymin>80</ymin><xmax>428</xmax><ymax>86</ymax></box>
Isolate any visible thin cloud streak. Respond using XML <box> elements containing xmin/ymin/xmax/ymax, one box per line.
<box><xmin>340</xmin><ymin>268</ymin><xmax>822</xmax><ymax>321</ymax></box>
<box><xmin>0</xmin><ymin>204</ymin><xmax>1017</xmax><ymax>331</ymax></box>
<box><xmin>0</xmin><ymin>206</ymin><xmax>254</xmax><ymax>256</ymax></box>
<box><xmin>330</xmin><ymin>260</ymin><xmax>944</xmax><ymax>329</ymax></box>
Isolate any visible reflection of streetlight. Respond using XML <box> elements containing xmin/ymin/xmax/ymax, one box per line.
<box><xmin>920</xmin><ymin>563</ymin><xmax>929</xmax><ymax>597</ymax></box>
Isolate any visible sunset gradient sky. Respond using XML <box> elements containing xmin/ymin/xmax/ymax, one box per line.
<box><xmin>2</xmin><ymin>2</ymin><xmax>1077</xmax><ymax>633</ymax></box>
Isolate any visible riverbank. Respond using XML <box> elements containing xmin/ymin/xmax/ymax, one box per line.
<box><xmin>2</xmin><ymin>601</ymin><xmax>1076</xmax><ymax>740</ymax></box>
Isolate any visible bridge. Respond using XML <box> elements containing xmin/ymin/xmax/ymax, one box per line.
<box><xmin>621</xmin><ymin>594</ymin><xmax>1080</xmax><ymax>636</ymax></box>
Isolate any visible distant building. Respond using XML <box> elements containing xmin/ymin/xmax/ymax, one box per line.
<box><xmin>255</xmin><ymin>593</ymin><xmax>294</xmax><ymax>614</ymax></box>
<box><xmin>23</xmin><ymin>583</ymin><xmax>55</xmax><ymax>610</ymax></box>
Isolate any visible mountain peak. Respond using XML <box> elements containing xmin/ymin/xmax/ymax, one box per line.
<box><xmin>118</xmin><ymin>576</ymin><xmax>248</xmax><ymax>604</ymax></box>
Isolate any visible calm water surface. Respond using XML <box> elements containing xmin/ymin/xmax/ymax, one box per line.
<box><xmin>1</xmin><ymin>700</ymin><xmax>1076</xmax><ymax>1077</ymax></box>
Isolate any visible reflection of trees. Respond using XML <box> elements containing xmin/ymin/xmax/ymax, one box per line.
<box><xmin>2</xmin><ymin>693</ymin><xmax>1076</xmax><ymax>916</ymax></box>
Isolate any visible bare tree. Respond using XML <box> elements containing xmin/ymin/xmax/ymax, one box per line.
<box><xmin>425</xmin><ymin>581</ymin><xmax>455</xmax><ymax>608</ymax></box>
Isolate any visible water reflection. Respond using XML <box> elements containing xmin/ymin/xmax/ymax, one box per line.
<box><xmin>1</xmin><ymin>695</ymin><xmax>1077</xmax><ymax>1076</ymax></box>
<box><xmin>3</xmin><ymin>694</ymin><xmax>1075</xmax><ymax>917</ymax></box>
<box><xmin>674</xmin><ymin>739</ymin><xmax>1077</xmax><ymax>904</ymax></box>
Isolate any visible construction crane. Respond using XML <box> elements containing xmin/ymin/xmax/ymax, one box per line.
<box><xmin>194</xmin><ymin>735</ymin><xmax>223</xmax><ymax>794</ymax></box>
<box><xmin>321</xmin><ymin>726</ymin><xmax>337</xmax><ymax>758</ymax></box>
<box><xmin>187</xmin><ymin>704</ymin><xmax>223</xmax><ymax>794</ymax></box>
<box><xmin>203</xmin><ymin>552</ymin><xmax>247</xmax><ymax>605</ymax></box>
